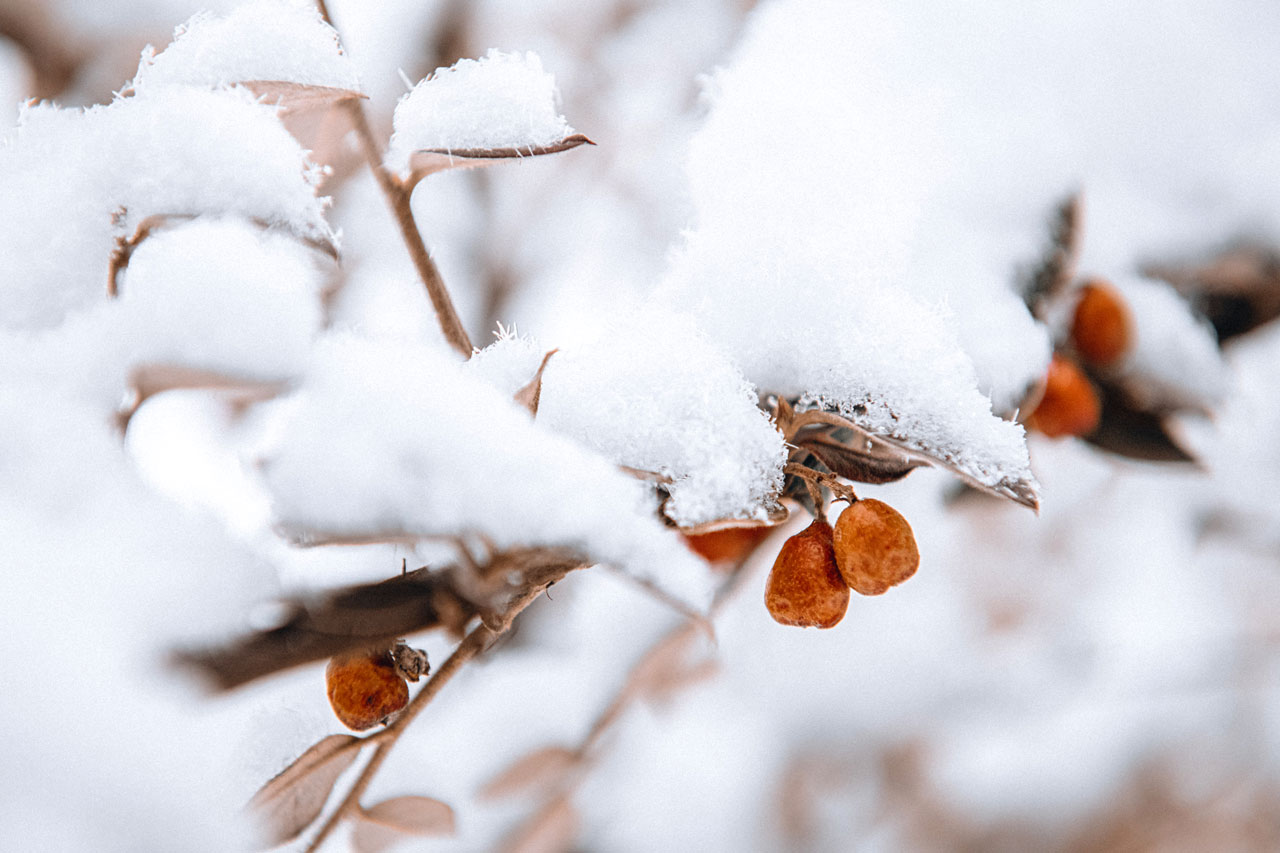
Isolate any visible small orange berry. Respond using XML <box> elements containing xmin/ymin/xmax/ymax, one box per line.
<box><xmin>1070</xmin><ymin>279</ymin><xmax>1133</xmax><ymax>367</ymax></box>
<box><xmin>325</xmin><ymin>649</ymin><xmax>409</xmax><ymax>731</ymax></box>
<box><xmin>1026</xmin><ymin>355</ymin><xmax>1101</xmax><ymax>438</ymax></box>
<box><xmin>682</xmin><ymin>525</ymin><xmax>771</xmax><ymax>567</ymax></box>
<box><xmin>832</xmin><ymin>499</ymin><xmax>919</xmax><ymax>596</ymax></box>
<box><xmin>764</xmin><ymin>519</ymin><xmax>849</xmax><ymax>628</ymax></box>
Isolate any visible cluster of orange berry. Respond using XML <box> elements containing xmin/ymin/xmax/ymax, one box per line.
<box><xmin>1025</xmin><ymin>279</ymin><xmax>1133</xmax><ymax>438</ymax></box>
<box><xmin>764</xmin><ymin>498</ymin><xmax>919</xmax><ymax>628</ymax></box>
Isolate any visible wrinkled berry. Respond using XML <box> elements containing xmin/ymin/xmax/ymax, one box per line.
<box><xmin>764</xmin><ymin>519</ymin><xmax>849</xmax><ymax>628</ymax></box>
<box><xmin>832</xmin><ymin>499</ymin><xmax>919</xmax><ymax>596</ymax></box>
<box><xmin>325</xmin><ymin>649</ymin><xmax>409</xmax><ymax>731</ymax></box>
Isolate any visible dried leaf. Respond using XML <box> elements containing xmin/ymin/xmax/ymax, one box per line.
<box><xmin>1084</xmin><ymin>385</ymin><xmax>1197</xmax><ymax>463</ymax></box>
<box><xmin>794</xmin><ymin>426</ymin><xmax>923</xmax><ymax>484</ymax></box>
<box><xmin>514</xmin><ymin>349</ymin><xmax>558</xmax><ymax>416</ymax></box>
<box><xmin>480</xmin><ymin>746</ymin><xmax>580</xmax><ymax>801</ymax></box>
<box><xmin>248</xmin><ymin>734</ymin><xmax>361</xmax><ymax>847</ymax></box>
<box><xmin>239</xmin><ymin>80</ymin><xmax>366</xmax><ymax>116</ymax></box>
<box><xmin>1022</xmin><ymin>192</ymin><xmax>1082</xmax><ymax>317</ymax></box>
<box><xmin>352</xmin><ymin>796</ymin><xmax>456</xmax><ymax>852</ymax></box>
<box><xmin>790</xmin><ymin>407</ymin><xmax>1039</xmax><ymax>510</ymax></box>
<box><xmin>402</xmin><ymin>134</ymin><xmax>595</xmax><ymax>191</ymax></box>
<box><xmin>502</xmin><ymin>797</ymin><xmax>580</xmax><ymax>853</ymax></box>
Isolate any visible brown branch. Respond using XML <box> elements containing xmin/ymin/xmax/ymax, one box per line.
<box><xmin>303</xmin><ymin>573</ymin><xmax>559</xmax><ymax>852</ymax></box>
<box><xmin>341</xmin><ymin>95</ymin><xmax>473</xmax><ymax>358</ymax></box>
<box><xmin>783</xmin><ymin>462</ymin><xmax>859</xmax><ymax>505</ymax></box>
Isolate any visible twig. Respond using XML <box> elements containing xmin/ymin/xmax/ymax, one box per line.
<box><xmin>303</xmin><ymin>576</ymin><xmax>556</xmax><ymax>851</ymax></box>
<box><xmin>783</xmin><ymin>462</ymin><xmax>859</xmax><ymax>505</ymax></box>
<box><xmin>318</xmin><ymin>1</ymin><xmax>473</xmax><ymax>357</ymax></box>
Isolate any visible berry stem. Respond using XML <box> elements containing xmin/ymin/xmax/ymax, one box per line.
<box><xmin>303</xmin><ymin>576</ymin><xmax>556</xmax><ymax>851</ymax></box>
<box><xmin>783</xmin><ymin>462</ymin><xmax>859</xmax><ymax>505</ymax></box>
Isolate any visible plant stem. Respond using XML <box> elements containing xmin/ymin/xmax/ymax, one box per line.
<box><xmin>303</xmin><ymin>574</ymin><xmax>560</xmax><ymax>851</ymax></box>
<box><xmin>316</xmin><ymin>0</ymin><xmax>473</xmax><ymax>357</ymax></box>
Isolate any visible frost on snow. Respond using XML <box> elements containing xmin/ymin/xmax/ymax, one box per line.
<box><xmin>0</xmin><ymin>87</ymin><xmax>330</xmax><ymax>331</ymax></box>
<box><xmin>470</xmin><ymin>307</ymin><xmax>789</xmax><ymax>528</ymax></box>
<box><xmin>662</xmin><ymin>0</ymin><xmax>1036</xmax><ymax>495</ymax></box>
<box><xmin>385</xmin><ymin>49</ymin><xmax>575</xmax><ymax>176</ymax></box>
<box><xmin>262</xmin><ymin>336</ymin><xmax>716</xmax><ymax>608</ymax></box>
<box><xmin>129</xmin><ymin>2</ymin><xmax>360</xmax><ymax>94</ymax></box>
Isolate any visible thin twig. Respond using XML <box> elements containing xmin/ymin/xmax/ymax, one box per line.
<box><xmin>302</xmin><ymin>575</ymin><xmax>560</xmax><ymax>851</ymax></box>
<box><xmin>783</xmin><ymin>462</ymin><xmax>859</xmax><ymax>505</ymax></box>
<box><xmin>318</xmin><ymin>0</ymin><xmax>473</xmax><ymax>357</ymax></box>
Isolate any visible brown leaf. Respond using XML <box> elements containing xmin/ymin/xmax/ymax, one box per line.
<box><xmin>403</xmin><ymin>134</ymin><xmax>595</xmax><ymax>191</ymax></box>
<box><xmin>239</xmin><ymin>80</ymin><xmax>366</xmax><ymax>116</ymax></box>
<box><xmin>247</xmin><ymin>734</ymin><xmax>361</xmax><ymax>847</ymax></box>
<box><xmin>1084</xmin><ymin>384</ymin><xmax>1197</xmax><ymax>463</ymax></box>
<box><xmin>480</xmin><ymin>746</ymin><xmax>580</xmax><ymax>801</ymax></box>
<box><xmin>794</xmin><ymin>426</ymin><xmax>923</xmax><ymax>485</ymax></box>
<box><xmin>514</xmin><ymin>349</ymin><xmax>559</xmax><ymax>416</ymax></box>
<box><xmin>790</xmin><ymin>407</ymin><xmax>1040</xmax><ymax>510</ymax></box>
<box><xmin>502</xmin><ymin>797</ymin><xmax>580</xmax><ymax>853</ymax></box>
<box><xmin>352</xmin><ymin>796</ymin><xmax>456</xmax><ymax>852</ymax></box>
<box><xmin>675</xmin><ymin>504</ymin><xmax>789</xmax><ymax>536</ymax></box>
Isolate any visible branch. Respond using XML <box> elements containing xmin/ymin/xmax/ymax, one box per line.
<box><xmin>319</xmin><ymin>1</ymin><xmax>473</xmax><ymax>357</ymax></box>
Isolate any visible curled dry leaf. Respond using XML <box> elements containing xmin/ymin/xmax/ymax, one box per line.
<box><xmin>352</xmin><ymin>796</ymin><xmax>456</xmax><ymax>852</ymax></box>
<box><xmin>789</xmin><ymin>407</ymin><xmax>1040</xmax><ymax>511</ymax></box>
<box><xmin>1085</xmin><ymin>384</ymin><xmax>1197</xmax><ymax>463</ymax></box>
<box><xmin>480</xmin><ymin>746</ymin><xmax>580</xmax><ymax>801</ymax></box>
<box><xmin>247</xmin><ymin>734</ymin><xmax>361</xmax><ymax>847</ymax></box>
<box><xmin>402</xmin><ymin>133</ymin><xmax>595</xmax><ymax>191</ymax></box>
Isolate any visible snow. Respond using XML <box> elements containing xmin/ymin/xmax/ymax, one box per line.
<box><xmin>471</xmin><ymin>308</ymin><xmax>788</xmax><ymax>527</ymax></box>
<box><xmin>0</xmin><ymin>87</ymin><xmax>330</xmax><ymax>331</ymax></box>
<box><xmin>385</xmin><ymin>49</ymin><xmax>574</xmax><ymax>175</ymax></box>
<box><xmin>661</xmin><ymin>0</ymin><xmax>1037</xmax><ymax>495</ymax></box>
<box><xmin>129</xmin><ymin>2</ymin><xmax>360</xmax><ymax>94</ymax></box>
<box><xmin>261</xmin><ymin>335</ymin><xmax>717</xmax><ymax>608</ymax></box>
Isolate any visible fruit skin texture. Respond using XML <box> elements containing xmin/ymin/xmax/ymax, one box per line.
<box><xmin>325</xmin><ymin>650</ymin><xmax>410</xmax><ymax>731</ymax></box>
<box><xmin>1071</xmin><ymin>280</ymin><xmax>1133</xmax><ymax>367</ymax></box>
<box><xmin>764</xmin><ymin>519</ymin><xmax>849</xmax><ymax>628</ymax></box>
<box><xmin>1026</xmin><ymin>354</ymin><xmax>1101</xmax><ymax>438</ymax></box>
<box><xmin>832</xmin><ymin>499</ymin><xmax>920</xmax><ymax>596</ymax></box>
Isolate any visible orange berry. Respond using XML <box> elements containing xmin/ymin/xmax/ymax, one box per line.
<box><xmin>325</xmin><ymin>649</ymin><xmax>409</xmax><ymax>731</ymax></box>
<box><xmin>764</xmin><ymin>519</ymin><xmax>849</xmax><ymax>628</ymax></box>
<box><xmin>1026</xmin><ymin>354</ymin><xmax>1101</xmax><ymax>438</ymax></box>
<box><xmin>682</xmin><ymin>525</ymin><xmax>771</xmax><ymax>567</ymax></box>
<box><xmin>832</xmin><ymin>499</ymin><xmax>919</xmax><ymax>596</ymax></box>
<box><xmin>1070</xmin><ymin>279</ymin><xmax>1133</xmax><ymax>367</ymax></box>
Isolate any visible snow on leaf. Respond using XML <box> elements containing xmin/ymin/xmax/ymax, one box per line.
<box><xmin>472</xmin><ymin>306</ymin><xmax>789</xmax><ymax>527</ymax></box>
<box><xmin>128</xmin><ymin>4</ymin><xmax>360</xmax><ymax>95</ymax></box>
<box><xmin>480</xmin><ymin>746</ymin><xmax>580</xmax><ymax>801</ymax></box>
<box><xmin>386</xmin><ymin>49</ymin><xmax>578</xmax><ymax>181</ymax></box>
<box><xmin>660</xmin><ymin>0</ymin><xmax>1044</xmax><ymax>507</ymax></box>
<box><xmin>263</xmin><ymin>335</ymin><xmax>718</xmax><ymax>611</ymax></box>
<box><xmin>399</xmin><ymin>134</ymin><xmax>595</xmax><ymax>190</ymax></box>
<box><xmin>247</xmin><ymin>734</ymin><xmax>361</xmax><ymax>847</ymax></box>
<box><xmin>513</xmin><ymin>348</ymin><xmax>559</xmax><ymax>416</ymax></box>
<box><xmin>352</xmin><ymin>796</ymin><xmax>456</xmax><ymax>851</ymax></box>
